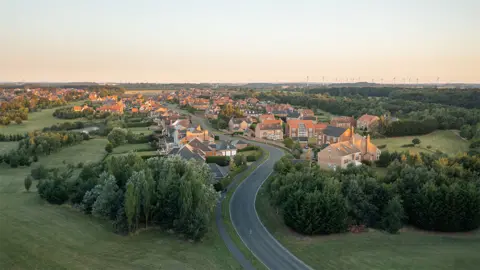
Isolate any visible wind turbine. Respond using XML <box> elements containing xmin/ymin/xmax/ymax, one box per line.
<box><xmin>393</xmin><ymin>77</ymin><xmax>396</xmax><ymax>84</ymax></box>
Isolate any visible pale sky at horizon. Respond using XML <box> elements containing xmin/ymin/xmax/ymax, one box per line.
<box><xmin>1</xmin><ymin>0</ymin><xmax>479</xmax><ymax>83</ymax></box>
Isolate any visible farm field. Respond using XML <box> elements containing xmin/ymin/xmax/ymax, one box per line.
<box><xmin>125</xmin><ymin>89</ymin><xmax>174</xmax><ymax>95</ymax></box>
<box><xmin>255</xmin><ymin>180</ymin><xmax>480</xmax><ymax>270</ymax></box>
<box><xmin>0</xmin><ymin>138</ymin><xmax>240</xmax><ymax>270</ymax></box>
<box><xmin>372</xmin><ymin>130</ymin><xmax>469</xmax><ymax>156</ymax></box>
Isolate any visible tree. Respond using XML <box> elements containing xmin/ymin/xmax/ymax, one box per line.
<box><xmin>105</xmin><ymin>142</ymin><xmax>113</xmax><ymax>153</ymax></box>
<box><xmin>380</xmin><ymin>196</ymin><xmax>404</xmax><ymax>233</ymax></box>
<box><xmin>376</xmin><ymin>151</ymin><xmax>391</xmax><ymax>168</ymax></box>
<box><xmin>107</xmin><ymin>127</ymin><xmax>128</xmax><ymax>147</ymax></box>
<box><xmin>92</xmin><ymin>173</ymin><xmax>123</xmax><ymax>220</ymax></box>
<box><xmin>24</xmin><ymin>175</ymin><xmax>33</xmax><ymax>191</ymax></box>
<box><xmin>233</xmin><ymin>154</ymin><xmax>246</xmax><ymax>167</ymax></box>
<box><xmin>412</xmin><ymin>138</ymin><xmax>421</xmax><ymax>146</ymax></box>
<box><xmin>283</xmin><ymin>137</ymin><xmax>294</xmax><ymax>149</ymax></box>
<box><xmin>15</xmin><ymin>117</ymin><xmax>22</xmax><ymax>124</ymax></box>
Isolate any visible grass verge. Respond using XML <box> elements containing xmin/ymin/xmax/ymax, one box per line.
<box><xmin>220</xmin><ymin>149</ymin><xmax>270</xmax><ymax>270</ymax></box>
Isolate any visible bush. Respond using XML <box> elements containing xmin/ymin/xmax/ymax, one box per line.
<box><xmin>37</xmin><ymin>178</ymin><xmax>69</xmax><ymax>205</ymax></box>
<box><xmin>31</xmin><ymin>165</ymin><xmax>49</xmax><ymax>180</ymax></box>
<box><xmin>213</xmin><ymin>182</ymin><xmax>223</xmax><ymax>192</ymax></box>
<box><xmin>24</xmin><ymin>176</ymin><xmax>33</xmax><ymax>191</ymax></box>
<box><xmin>426</xmin><ymin>145</ymin><xmax>432</xmax><ymax>149</ymax></box>
<box><xmin>105</xmin><ymin>143</ymin><xmax>113</xmax><ymax>153</ymax></box>
<box><xmin>237</xmin><ymin>145</ymin><xmax>258</xmax><ymax>152</ymax></box>
<box><xmin>246</xmin><ymin>155</ymin><xmax>258</xmax><ymax>162</ymax></box>
<box><xmin>361</xmin><ymin>160</ymin><xmax>372</xmax><ymax>166</ymax></box>
<box><xmin>206</xmin><ymin>156</ymin><xmax>231</xmax><ymax>166</ymax></box>
<box><xmin>401</xmin><ymin>144</ymin><xmax>414</xmax><ymax>148</ymax></box>
<box><xmin>214</xmin><ymin>135</ymin><xmax>220</xmax><ymax>140</ymax></box>
<box><xmin>377</xmin><ymin>144</ymin><xmax>387</xmax><ymax>149</ymax></box>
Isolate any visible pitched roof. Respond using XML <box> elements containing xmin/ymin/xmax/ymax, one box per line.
<box><xmin>287</xmin><ymin>119</ymin><xmax>314</xmax><ymax>129</ymax></box>
<box><xmin>287</xmin><ymin>111</ymin><xmax>301</xmax><ymax>118</ymax></box>
<box><xmin>322</xmin><ymin>125</ymin><xmax>347</xmax><ymax>137</ymax></box>
<box><xmin>208</xmin><ymin>163</ymin><xmax>229</xmax><ymax>179</ymax></box>
<box><xmin>358</xmin><ymin>114</ymin><xmax>380</xmax><ymax>123</ymax></box>
<box><xmin>257</xmin><ymin>123</ymin><xmax>283</xmax><ymax>131</ymax></box>
<box><xmin>187</xmin><ymin>138</ymin><xmax>213</xmax><ymax>152</ymax></box>
<box><xmin>174</xmin><ymin>145</ymin><xmax>205</xmax><ymax>161</ymax></box>
<box><xmin>231</xmin><ymin>139</ymin><xmax>248</xmax><ymax>145</ymax></box>
<box><xmin>322</xmin><ymin>141</ymin><xmax>361</xmax><ymax>156</ymax></box>
<box><xmin>215</xmin><ymin>140</ymin><xmax>235</xmax><ymax>151</ymax></box>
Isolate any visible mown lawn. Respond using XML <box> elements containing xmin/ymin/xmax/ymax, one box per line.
<box><xmin>372</xmin><ymin>130</ymin><xmax>469</xmax><ymax>156</ymax></box>
<box><xmin>112</xmin><ymin>143</ymin><xmax>152</xmax><ymax>154</ymax></box>
<box><xmin>0</xmin><ymin>141</ymin><xmax>18</xmax><ymax>155</ymax></box>
<box><xmin>0</xmin><ymin>138</ymin><xmax>238</xmax><ymax>270</ymax></box>
<box><xmin>0</xmin><ymin>107</ymin><xmax>78</xmax><ymax>135</ymax></box>
<box><xmin>128</xmin><ymin>126</ymin><xmax>153</xmax><ymax>134</ymax></box>
<box><xmin>255</xmin><ymin>179</ymin><xmax>480</xmax><ymax>270</ymax></box>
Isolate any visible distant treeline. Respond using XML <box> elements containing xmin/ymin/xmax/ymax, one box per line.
<box><xmin>308</xmin><ymin>87</ymin><xmax>480</xmax><ymax>109</ymax></box>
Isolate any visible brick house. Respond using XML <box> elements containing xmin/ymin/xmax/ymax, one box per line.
<box><xmin>317</xmin><ymin>131</ymin><xmax>381</xmax><ymax>170</ymax></box>
<box><xmin>228</xmin><ymin>117</ymin><xmax>251</xmax><ymax>132</ymax></box>
<box><xmin>357</xmin><ymin>114</ymin><xmax>380</xmax><ymax>131</ymax></box>
<box><xmin>255</xmin><ymin>119</ymin><xmax>283</xmax><ymax>140</ymax></box>
<box><xmin>258</xmin><ymin>114</ymin><xmax>275</xmax><ymax>123</ymax></box>
<box><xmin>330</xmin><ymin>116</ymin><xmax>356</xmax><ymax>129</ymax></box>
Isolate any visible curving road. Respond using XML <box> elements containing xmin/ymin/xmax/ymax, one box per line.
<box><xmin>167</xmin><ymin>105</ymin><xmax>311</xmax><ymax>269</ymax></box>
<box><xmin>230</xmin><ymin>143</ymin><xmax>312</xmax><ymax>270</ymax></box>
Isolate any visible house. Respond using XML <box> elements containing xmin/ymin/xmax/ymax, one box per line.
<box><xmin>73</xmin><ymin>104</ymin><xmax>90</xmax><ymax>112</ymax></box>
<box><xmin>330</xmin><ymin>116</ymin><xmax>356</xmax><ymax>129</ymax></box>
<box><xmin>255</xmin><ymin>119</ymin><xmax>283</xmax><ymax>140</ymax></box>
<box><xmin>357</xmin><ymin>114</ymin><xmax>380</xmax><ymax>131</ymax></box>
<box><xmin>96</xmin><ymin>103</ymin><xmax>124</xmax><ymax>114</ymax></box>
<box><xmin>258</xmin><ymin>114</ymin><xmax>275</xmax><ymax>123</ymax></box>
<box><xmin>286</xmin><ymin>119</ymin><xmax>315</xmax><ymax>138</ymax></box>
<box><xmin>213</xmin><ymin>141</ymin><xmax>237</xmax><ymax>156</ymax></box>
<box><xmin>187</xmin><ymin>138</ymin><xmax>216</xmax><ymax>157</ymax></box>
<box><xmin>317</xmin><ymin>131</ymin><xmax>381</xmax><ymax>170</ymax></box>
<box><xmin>208</xmin><ymin>163</ymin><xmax>229</xmax><ymax>180</ymax></box>
<box><xmin>131</xmin><ymin>108</ymin><xmax>139</xmax><ymax>113</ymax></box>
<box><xmin>228</xmin><ymin>118</ymin><xmax>251</xmax><ymax>133</ymax></box>
<box><xmin>247</xmin><ymin>97</ymin><xmax>259</xmax><ymax>105</ymax></box>
<box><xmin>182</xmin><ymin>125</ymin><xmax>215</xmax><ymax>144</ymax></box>
<box><xmin>300</xmin><ymin>109</ymin><xmax>315</xmax><ymax>117</ymax></box>
<box><xmin>168</xmin><ymin>144</ymin><xmax>205</xmax><ymax>161</ymax></box>
<box><xmin>316</xmin><ymin>125</ymin><xmax>352</xmax><ymax>145</ymax></box>
<box><xmin>231</xmin><ymin>139</ymin><xmax>249</xmax><ymax>150</ymax></box>
<box><xmin>286</xmin><ymin>111</ymin><xmax>301</xmax><ymax>120</ymax></box>
<box><xmin>300</xmin><ymin>115</ymin><xmax>317</xmax><ymax>122</ymax></box>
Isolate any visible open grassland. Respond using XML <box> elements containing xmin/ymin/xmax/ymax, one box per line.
<box><xmin>128</xmin><ymin>126</ymin><xmax>153</xmax><ymax>134</ymax></box>
<box><xmin>0</xmin><ymin>138</ymin><xmax>239</xmax><ymax>270</ymax></box>
<box><xmin>0</xmin><ymin>141</ymin><xmax>18</xmax><ymax>155</ymax></box>
<box><xmin>112</xmin><ymin>143</ymin><xmax>152</xmax><ymax>154</ymax></box>
<box><xmin>0</xmin><ymin>107</ymin><xmax>77</xmax><ymax>135</ymax></box>
<box><xmin>255</xmin><ymin>181</ymin><xmax>480</xmax><ymax>270</ymax></box>
<box><xmin>372</xmin><ymin>130</ymin><xmax>469</xmax><ymax>156</ymax></box>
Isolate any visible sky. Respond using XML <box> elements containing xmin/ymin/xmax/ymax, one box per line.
<box><xmin>1</xmin><ymin>0</ymin><xmax>479</xmax><ymax>83</ymax></box>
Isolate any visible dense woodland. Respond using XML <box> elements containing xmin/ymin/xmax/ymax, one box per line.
<box><xmin>269</xmin><ymin>151</ymin><xmax>480</xmax><ymax>235</ymax></box>
<box><xmin>34</xmin><ymin>154</ymin><xmax>219</xmax><ymax>240</ymax></box>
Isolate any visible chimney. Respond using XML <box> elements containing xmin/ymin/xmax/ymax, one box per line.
<box><xmin>362</xmin><ymin>136</ymin><xmax>367</xmax><ymax>154</ymax></box>
<box><xmin>367</xmin><ymin>134</ymin><xmax>371</xmax><ymax>148</ymax></box>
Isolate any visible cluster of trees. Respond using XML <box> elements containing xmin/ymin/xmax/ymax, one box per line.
<box><xmin>0</xmin><ymin>94</ymin><xmax>67</xmax><ymax>125</ymax></box>
<box><xmin>211</xmin><ymin>103</ymin><xmax>244</xmax><ymax>130</ymax></box>
<box><xmin>53</xmin><ymin>106</ymin><xmax>95</xmax><ymax>119</ymax></box>
<box><xmin>35</xmin><ymin>154</ymin><xmax>219</xmax><ymax>240</ymax></box>
<box><xmin>269</xmin><ymin>152</ymin><xmax>480</xmax><ymax>235</ymax></box>
<box><xmin>269</xmin><ymin>158</ymin><xmax>403</xmax><ymax>234</ymax></box>
<box><xmin>0</xmin><ymin>133</ymin><xmax>25</xmax><ymax>142</ymax></box>
<box><xmin>0</xmin><ymin>131</ymin><xmax>86</xmax><ymax>168</ymax></box>
<box><xmin>384</xmin><ymin>153</ymin><xmax>480</xmax><ymax>232</ymax></box>
<box><xmin>107</xmin><ymin>127</ymin><xmax>151</xmax><ymax>148</ymax></box>
<box><xmin>87</xmin><ymin>86</ymin><xmax>125</xmax><ymax>97</ymax></box>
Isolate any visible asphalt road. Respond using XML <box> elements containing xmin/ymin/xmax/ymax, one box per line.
<box><xmin>230</xmin><ymin>143</ymin><xmax>312</xmax><ymax>270</ymax></box>
<box><xmin>167</xmin><ymin>105</ymin><xmax>311</xmax><ymax>269</ymax></box>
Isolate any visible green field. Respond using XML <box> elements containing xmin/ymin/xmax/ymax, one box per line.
<box><xmin>112</xmin><ymin>143</ymin><xmax>152</xmax><ymax>154</ymax></box>
<box><xmin>0</xmin><ymin>138</ymin><xmax>238</xmax><ymax>270</ymax></box>
<box><xmin>255</xmin><ymin>180</ymin><xmax>480</xmax><ymax>270</ymax></box>
<box><xmin>128</xmin><ymin>126</ymin><xmax>153</xmax><ymax>134</ymax></box>
<box><xmin>0</xmin><ymin>141</ymin><xmax>18</xmax><ymax>155</ymax></box>
<box><xmin>372</xmin><ymin>130</ymin><xmax>469</xmax><ymax>156</ymax></box>
<box><xmin>0</xmin><ymin>107</ymin><xmax>78</xmax><ymax>135</ymax></box>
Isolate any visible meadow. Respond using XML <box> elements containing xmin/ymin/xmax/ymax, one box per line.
<box><xmin>255</xmin><ymin>180</ymin><xmax>480</xmax><ymax>270</ymax></box>
<box><xmin>0</xmin><ymin>138</ymin><xmax>240</xmax><ymax>270</ymax></box>
<box><xmin>372</xmin><ymin>130</ymin><xmax>469</xmax><ymax>156</ymax></box>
